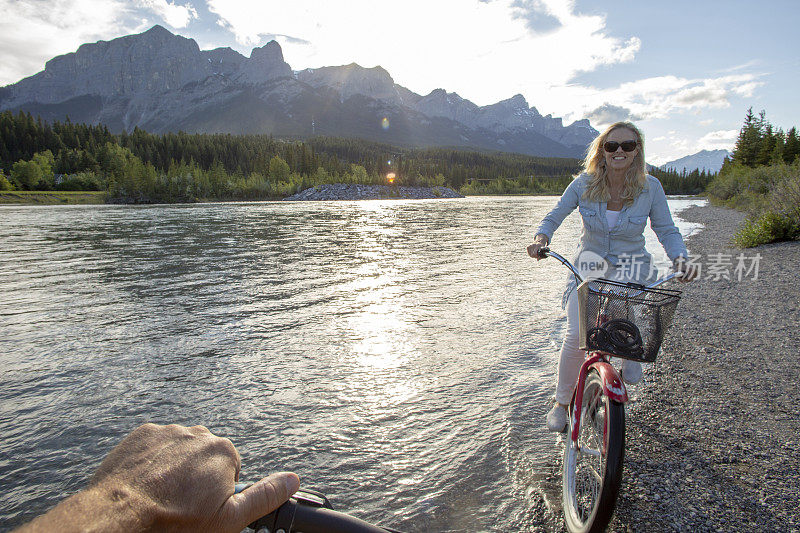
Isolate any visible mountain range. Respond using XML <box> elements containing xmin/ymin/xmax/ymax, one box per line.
<box><xmin>660</xmin><ymin>149</ymin><xmax>731</xmax><ymax>173</ymax></box>
<box><xmin>0</xmin><ymin>25</ymin><xmax>597</xmax><ymax>158</ymax></box>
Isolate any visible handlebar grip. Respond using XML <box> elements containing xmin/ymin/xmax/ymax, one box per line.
<box><xmin>248</xmin><ymin>490</ymin><xmax>400</xmax><ymax>533</ymax></box>
<box><xmin>538</xmin><ymin>246</ymin><xmax>550</xmax><ymax>259</ymax></box>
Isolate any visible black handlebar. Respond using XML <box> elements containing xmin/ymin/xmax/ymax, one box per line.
<box><xmin>247</xmin><ymin>489</ymin><xmax>401</xmax><ymax>533</ymax></box>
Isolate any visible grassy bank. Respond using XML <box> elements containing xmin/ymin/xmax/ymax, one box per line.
<box><xmin>706</xmin><ymin>161</ymin><xmax>800</xmax><ymax>247</ymax></box>
<box><xmin>705</xmin><ymin>109</ymin><xmax>800</xmax><ymax>247</ymax></box>
<box><xmin>0</xmin><ymin>191</ymin><xmax>107</xmax><ymax>205</ymax></box>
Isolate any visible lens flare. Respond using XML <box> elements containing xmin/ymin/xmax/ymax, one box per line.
<box><xmin>387</xmin><ymin>172</ymin><xmax>396</xmax><ymax>184</ymax></box>
<box><xmin>381</xmin><ymin>117</ymin><xmax>390</xmax><ymax>130</ymax></box>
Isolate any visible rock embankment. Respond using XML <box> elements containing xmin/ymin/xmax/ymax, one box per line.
<box><xmin>283</xmin><ymin>183</ymin><xmax>464</xmax><ymax>201</ymax></box>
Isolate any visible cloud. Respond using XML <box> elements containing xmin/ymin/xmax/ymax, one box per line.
<box><xmin>572</xmin><ymin>73</ymin><xmax>765</xmax><ymax>128</ymax></box>
<box><xmin>674</xmin><ymin>86</ymin><xmax>727</xmax><ymax>106</ymax></box>
<box><xmin>137</xmin><ymin>0</ymin><xmax>197</xmax><ymax>29</ymax></box>
<box><xmin>715</xmin><ymin>60</ymin><xmax>761</xmax><ymax>74</ymax></box>
<box><xmin>584</xmin><ymin>103</ymin><xmax>644</xmax><ymax>126</ymax></box>
<box><xmin>0</xmin><ymin>0</ymin><xmax>141</xmax><ymax>85</ymax></box>
<box><xmin>206</xmin><ymin>0</ymin><xmax>641</xmax><ymax>106</ymax></box>
<box><xmin>255</xmin><ymin>34</ymin><xmax>312</xmax><ymax>46</ymax></box>
<box><xmin>648</xmin><ymin>129</ymin><xmax>738</xmax><ymax>165</ymax></box>
<box><xmin>0</xmin><ymin>0</ymin><xmax>202</xmax><ymax>85</ymax></box>
<box><xmin>510</xmin><ymin>0</ymin><xmax>562</xmax><ymax>34</ymax></box>
<box><xmin>698</xmin><ymin>129</ymin><xmax>738</xmax><ymax>150</ymax></box>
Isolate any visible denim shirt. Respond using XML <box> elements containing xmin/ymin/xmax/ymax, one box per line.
<box><xmin>536</xmin><ymin>173</ymin><xmax>688</xmax><ymax>307</ymax></box>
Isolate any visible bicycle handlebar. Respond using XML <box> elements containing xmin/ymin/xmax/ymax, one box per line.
<box><xmin>537</xmin><ymin>247</ymin><xmax>584</xmax><ymax>283</ymax></box>
<box><xmin>235</xmin><ymin>484</ymin><xmax>401</xmax><ymax>533</ymax></box>
<box><xmin>537</xmin><ymin>247</ymin><xmax>680</xmax><ymax>289</ymax></box>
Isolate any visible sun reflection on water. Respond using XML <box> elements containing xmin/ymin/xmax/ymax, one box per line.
<box><xmin>337</xmin><ymin>203</ymin><xmax>424</xmax><ymax>418</ymax></box>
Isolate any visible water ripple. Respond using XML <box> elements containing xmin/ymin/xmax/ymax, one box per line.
<box><xmin>0</xmin><ymin>197</ymin><xmax>704</xmax><ymax>531</ymax></box>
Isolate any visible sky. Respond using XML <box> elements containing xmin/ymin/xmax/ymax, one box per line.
<box><xmin>0</xmin><ymin>0</ymin><xmax>798</xmax><ymax>164</ymax></box>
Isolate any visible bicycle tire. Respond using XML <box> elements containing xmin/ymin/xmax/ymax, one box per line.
<box><xmin>562</xmin><ymin>369</ymin><xmax>625</xmax><ymax>533</ymax></box>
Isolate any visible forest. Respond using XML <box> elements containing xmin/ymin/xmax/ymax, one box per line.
<box><xmin>0</xmin><ymin>110</ymin><xmax>711</xmax><ymax>201</ymax></box>
<box><xmin>705</xmin><ymin>109</ymin><xmax>800</xmax><ymax>246</ymax></box>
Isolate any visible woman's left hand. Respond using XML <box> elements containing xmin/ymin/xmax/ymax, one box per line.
<box><xmin>673</xmin><ymin>257</ymin><xmax>698</xmax><ymax>282</ymax></box>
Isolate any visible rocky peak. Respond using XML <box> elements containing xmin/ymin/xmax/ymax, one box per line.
<box><xmin>413</xmin><ymin>89</ymin><xmax>479</xmax><ymax>126</ymax></box>
<box><xmin>204</xmin><ymin>47</ymin><xmax>244</xmax><ymax>62</ymax></box>
<box><xmin>503</xmin><ymin>94</ymin><xmax>529</xmax><ymax>109</ymax></box>
<box><xmin>420</xmin><ymin>88</ymin><xmax>466</xmax><ymax>104</ymax></box>
<box><xmin>250</xmin><ymin>40</ymin><xmax>284</xmax><ymax>63</ymax></box>
<box><xmin>476</xmin><ymin>94</ymin><xmax>541</xmax><ymax>133</ymax></box>
<box><xmin>0</xmin><ymin>25</ymin><xmax>599</xmax><ymax>157</ymax></box>
<box><xmin>6</xmin><ymin>25</ymin><xmax>208</xmax><ymax>105</ymax></box>
<box><xmin>236</xmin><ymin>40</ymin><xmax>292</xmax><ymax>83</ymax></box>
<box><xmin>568</xmin><ymin>118</ymin><xmax>592</xmax><ymax>129</ymax></box>
<box><xmin>140</xmin><ymin>24</ymin><xmax>175</xmax><ymax>41</ymax></box>
<box><xmin>296</xmin><ymin>63</ymin><xmax>400</xmax><ymax>103</ymax></box>
<box><xmin>202</xmin><ymin>47</ymin><xmax>245</xmax><ymax>77</ymax></box>
<box><xmin>546</xmin><ymin>117</ymin><xmax>599</xmax><ymax>148</ymax></box>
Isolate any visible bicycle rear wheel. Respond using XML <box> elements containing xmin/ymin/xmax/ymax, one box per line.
<box><xmin>562</xmin><ymin>369</ymin><xmax>625</xmax><ymax>533</ymax></box>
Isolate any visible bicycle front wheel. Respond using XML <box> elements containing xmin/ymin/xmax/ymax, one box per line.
<box><xmin>562</xmin><ymin>369</ymin><xmax>625</xmax><ymax>533</ymax></box>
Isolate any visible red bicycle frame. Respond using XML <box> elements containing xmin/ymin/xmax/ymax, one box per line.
<box><xmin>569</xmin><ymin>352</ymin><xmax>628</xmax><ymax>443</ymax></box>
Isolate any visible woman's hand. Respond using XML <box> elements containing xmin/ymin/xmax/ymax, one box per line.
<box><xmin>527</xmin><ymin>234</ymin><xmax>549</xmax><ymax>260</ymax></box>
<box><xmin>673</xmin><ymin>257</ymin><xmax>698</xmax><ymax>282</ymax></box>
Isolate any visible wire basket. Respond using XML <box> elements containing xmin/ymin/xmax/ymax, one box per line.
<box><xmin>577</xmin><ymin>278</ymin><xmax>681</xmax><ymax>362</ymax></box>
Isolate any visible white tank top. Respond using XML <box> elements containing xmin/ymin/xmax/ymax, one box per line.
<box><xmin>606</xmin><ymin>209</ymin><xmax>621</xmax><ymax>229</ymax></box>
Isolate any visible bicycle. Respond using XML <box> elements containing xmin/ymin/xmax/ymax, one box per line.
<box><xmin>538</xmin><ymin>248</ymin><xmax>682</xmax><ymax>533</ymax></box>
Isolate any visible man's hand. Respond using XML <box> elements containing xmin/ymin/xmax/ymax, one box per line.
<box><xmin>18</xmin><ymin>423</ymin><xmax>300</xmax><ymax>533</ymax></box>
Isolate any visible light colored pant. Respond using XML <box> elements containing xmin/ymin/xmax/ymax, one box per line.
<box><xmin>555</xmin><ymin>288</ymin><xmax>584</xmax><ymax>405</ymax></box>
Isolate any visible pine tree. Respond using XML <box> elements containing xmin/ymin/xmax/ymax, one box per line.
<box><xmin>784</xmin><ymin>127</ymin><xmax>800</xmax><ymax>164</ymax></box>
<box><xmin>756</xmin><ymin>123</ymin><xmax>777</xmax><ymax>166</ymax></box>
<box><xmin>732</xmin><ymin>107</ymin><xmax>763</xmax><ymax>167</ymax></box>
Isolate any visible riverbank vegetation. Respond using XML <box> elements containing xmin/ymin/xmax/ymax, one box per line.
<box><xmin>705</xmin><ymin>109</ymin><xmax>800</xmax><ymax>247</ymax></box>
<box><xmin>0</xmin><ymin>111</ymin><xmax>710</xmax><ymax>203</ymax></box>
<box><xmin>0</xmin><ymin>190</ymin><xmax>106</xmax><ymax>204</ymax></box>
<box><xmin>0</xmin><ymin>111</ymin><xmax>583</xmax><ymax>202</ymax></box>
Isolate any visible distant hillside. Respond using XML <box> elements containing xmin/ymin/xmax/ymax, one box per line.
<box><xmin>0</xmin><ymin>25</ymin><xmax>597</xmax><ymax>158</ymax></box>
<box><xmin>661</xmin><ymin>149</ymin><xmax>731</xmax><ymax>173</ymax></box>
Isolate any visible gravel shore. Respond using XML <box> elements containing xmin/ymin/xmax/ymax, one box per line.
<box><xmin>536</xmin><ymin>203</ymin><xmax>800</xmax><ymax>532</ymax></box>
<box><xmin>610</xmin><ymin>204</ymin><xmax>800</xmax><ymax>532</ymax></box>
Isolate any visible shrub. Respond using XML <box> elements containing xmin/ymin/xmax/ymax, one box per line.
<box><xmin>0</xmin><ymin>173</ymin><xmax>14</xmax><ymax>190</ymax></box>
<box><xmin>10</xmin><ymin>160</ymin><xmax>43</xmax><ymax>189</ymax></box>
<box><xmin>55</xmin><ymin>171</ymin><xmax>104</xmax><ymax>191</ymax></box>
<box><xmin>706</xmin><ymin>162</ymin><xmax>775</xmax><ymax>211</ymax></box>
<box><xmin>734</xmin><ymin>212</ymin><xmax>800</xmax><ymax>247</ymax></box>
<box><xmin>712</xmin><ymin>161</ymin><xmax>800</xmax><ymax>247</ymax></box>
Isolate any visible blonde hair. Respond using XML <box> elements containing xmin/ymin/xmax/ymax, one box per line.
<box><xmin>582</xmin><ymin>121</ymin><xmax>647</xmax><ymax>205</ymax></box>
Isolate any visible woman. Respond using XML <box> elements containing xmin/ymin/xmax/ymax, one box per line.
<box><xmin>527</xmin><ymin>121</ymin><xmax>696</xmax><ymax>432</ymax></box>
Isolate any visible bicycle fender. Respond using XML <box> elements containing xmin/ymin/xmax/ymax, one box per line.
<box><xmin>589</xmin><ymin>361</ymin><xmax>628</xmax><ymax>403</ymax></box>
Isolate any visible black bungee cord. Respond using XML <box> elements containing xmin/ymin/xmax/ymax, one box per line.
<box><xmin>587</xmin><ymin>318</ymin><xmax>644</xmax><ymax>359</ymax></box>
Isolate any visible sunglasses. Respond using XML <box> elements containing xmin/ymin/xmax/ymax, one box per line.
<box><xmin>604</xmin><ymin>140</ymin><xmax>638</xmax><ymax>152</ymax></box>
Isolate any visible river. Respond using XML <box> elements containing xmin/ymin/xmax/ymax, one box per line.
<box><xmin>0</xmin><ymin>196</ymin><xmax>704</xmax><ymax>531</ymax></box>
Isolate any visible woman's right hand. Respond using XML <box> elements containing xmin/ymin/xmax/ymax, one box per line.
<box><xmin>527</xmin><ymin>234</ymin><xmax>549</xmax><ymax>260</ymax></box>
<box><xmin>673</xmin><ymin>257</ymin><xmax>698</xmax><ymax>282</ymax></box>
